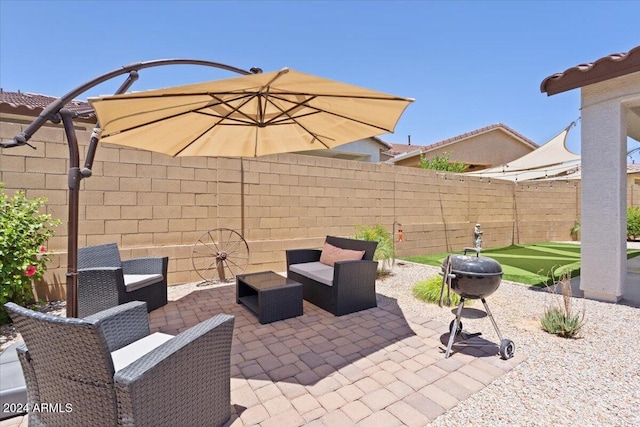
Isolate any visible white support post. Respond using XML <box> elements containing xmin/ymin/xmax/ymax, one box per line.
<box><xmin>580</xmin><ymin>98</ymin><xmax>627</xmax><ymax>302</ymax></box>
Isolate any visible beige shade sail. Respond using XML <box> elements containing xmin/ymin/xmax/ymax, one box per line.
<box><xmin>464</xmin><ymin>123</ymin><xmax>579</xmax><ymax>181</ymax></box>
<box><xmin>89</xmin><ymin>68</ymin><xmax>414</xmax><ymax>157</ymax></box>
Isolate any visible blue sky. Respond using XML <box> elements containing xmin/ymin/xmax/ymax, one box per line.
<box><xmin>1</xmin><ymin>0</ymin><xmax>639</xmax><ymax>156</ymax></box>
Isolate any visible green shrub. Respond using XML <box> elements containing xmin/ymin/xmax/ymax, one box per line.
<box><xmin>568</xmin><ymin>209</ymin><xmax>640</xmax><ymax>241</ymax></box>
<box><xmin>412</xmin><ymin>275</ymin><xmax>461</xmax><ymax>306</ymax></box>
<box><xmin>627</xmin><ymin>206</ymin><xmax>640</xmax><ymax>240</ymax></box>
<box><xmin>0</xmin><ymin>184</ymin><xmax>60</xmax><ymax>325</ymax></box>
<box><xmin>540</xmin><ymin>272</ymin><xmax>585</xmax><ymax>338</ymax></box>
<box><xmin>353</xmin><ymin>224</ymin><xmax>395</xmax><ymax>273</ymax></box>
<box><xmin>419</xmin><ymin>152</ymin><xmax>466</xmax><ymax>173</ymax></box>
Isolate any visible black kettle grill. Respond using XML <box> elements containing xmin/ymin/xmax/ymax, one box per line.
<box><xmin>440</xmin><ymin>248</ymin><xmax>515</xmax><ymax>360</ymax></box>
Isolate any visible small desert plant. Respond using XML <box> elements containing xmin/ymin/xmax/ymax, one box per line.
<box><xmin>540</xmin><ymin>272</ymin><xmax>585</xmax><ymax>338</ymax></box>
<box><xmin>412</xmin><ymin>275</ymin><xmax>461</xmax><ymax>307</ymax></box>
<box><xmin>353</xmin><ymin>224</ymin><xmax>395</xmax><ymax>273</ymax></box>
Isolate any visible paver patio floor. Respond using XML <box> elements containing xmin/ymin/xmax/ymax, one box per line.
<box><xmin>155</xmin><ymin>284</ymin><xmax>524</xmax><ymax>426</ymax></box>
<box><xmin>1</xmin><ymin>283</ymin><xmax>525</xmax><ymax>427</ymax></box>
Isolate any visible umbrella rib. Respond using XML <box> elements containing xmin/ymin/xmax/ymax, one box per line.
<box><xmin>173</xmin><ymin>92</ymin><xmax>261</xmax><ymax>156</ymax></box>
<box><xmin>255</xmin><ymin>93</ymin><xmax>332</xmax><ymax>149</ymax></box>
<box><xmin>204</xmin><ymin>92</ymin><xmax>261</xmax><ymax>125</ymax></box>
<box><xmin>265</xmin><ymin>93</ymin><xmax>398</xmax><ymax>133</ymax></box>
<box><xmin>197</xmin><ymin>92</ymin><xmax>260</xmax><ymax>125</ymax></box>
<box><xmin>100</xmin><ymin>93</ymin><xmax>257</xmax><ymax>137</ymax></box>
<box><xmin>256</xmin><ymin>91</ymin><xmax>411</xmax><ymax>102</ymax></box>
<box><xmin>100</xmin><ymin>90</ymin><xmax>408</xmax><ymax>136</ymax></box>
<box><xmin>256</xmin><ymin>93</ymin><xmax>396</xmax><ymax>148</ymax></box>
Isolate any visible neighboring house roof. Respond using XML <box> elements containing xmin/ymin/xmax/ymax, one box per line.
<box><xmin>369</xmin><ymin>136</ymin><xmax>392</xmax><ymax>150</ymax></box>
<box><xmin>421</xmin><ymin>123</ymin><xmax>538</xmax><ymax>152</ymax></box>
<box><xmin>384</xmin><ymin>123</ymin><xmax>538</xmax><ymax>164</ymax></box>
<box><xmin>0</xmin><ymin>89</ymin><xmax>95</xmax><ymax>120</ymax></box>
<box><xmin>540</xmin><ymin>45</ymin><xmax>640</xmax><ymax>96</ymax></box>
<box><xmin>385</xmin><ymin>142</ymin><xmax>426</xmax><ymax>156</ymax></box>
<box><xmin>626</xmin><ymin>163</ymin><xmax>640</xmax><ymax>173</ymax></box>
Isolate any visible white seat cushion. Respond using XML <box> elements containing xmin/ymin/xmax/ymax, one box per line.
<box><xmin>111</xmin><ymin>332</ymin><xmax>173</xmax><ymax>371</ymax></box>
<box><xmin>123</xmin><ymin>274</ymin><xmax>164</xmax><ymax>292</ymax></box>
<box><xmin>289</xmin><ymin>261</ymin><xmax>334</xmax><ymax>286</ymax></box>
<box><xmin>0</xmin><ymin>344</ymin><xmax>27</xmax><ymax>420</ymax></box>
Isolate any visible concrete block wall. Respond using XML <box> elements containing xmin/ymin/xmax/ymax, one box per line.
<box><xmin>0</xmin><ymin>116</ymin><xmax>589</xmax><ymax>301</ymax></box>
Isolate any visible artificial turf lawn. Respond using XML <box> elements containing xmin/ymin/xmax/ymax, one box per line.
<box><xmin>402</xmin><ymin>242</ymin><xmax>640</xmax><ymax>287</ymax></box>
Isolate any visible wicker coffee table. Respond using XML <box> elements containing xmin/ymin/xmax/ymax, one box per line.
<box><xmin>236</xmin><ymin>271</ymin><xmax>303</xmax><ymax>324</ymax></box>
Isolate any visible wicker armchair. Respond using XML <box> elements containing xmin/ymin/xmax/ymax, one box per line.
<box><xmin>77</xmin><ymin>242</ymin><xmax>168</xmax><ymax>317</ymax></box>
<box><xmin>286</xmin><ymin>236</ymin><xmax>378</xmax><ymax>316</ymax></box>
<box><xmin>4</xmin><ymin>301</ymin><xmax>235</xmax><ymax>427</ymax></box>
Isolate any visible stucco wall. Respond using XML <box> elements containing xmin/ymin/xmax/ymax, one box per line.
<box><xmin>2</xmin><ymin>116</ymin><xmax>583</xmax><ymax>300</ymax></box>
<box><xmin>333</xmin><ymin>138</ymin><xmax>383</xmax><ymax>162</ymax></box>
<box><xmin>393</xmin><ymin>129</ymin><xmax>535</xmax><ymax>169</ymax></box>
<box><xmin>423</xmin><ymin>130</ymin><xmax>535</xmax><ymax>167</ymax></box>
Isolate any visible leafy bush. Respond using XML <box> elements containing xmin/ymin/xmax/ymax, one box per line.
<box><xmin>353</xmin><ymin>224</ymin><xmax>395</xmax><ymax>273</ymax></box>
<box><xmin>1</xmin><ymin>184</ymin><xmax>60</xmax><ymax>325</ymax></box>
<box><xmin>412</xmin><ymin>275</ymin><xmax>461</xmax><ymax>307</ymax></box>
<box><xmin>627</xmin><ymin>206</ymin><xmax>640</xmax><ymax>240</ymax></box>
<box><xmin>570</xmin><ymin>217</ymin><xmax>580</xmax><ymax>240</ymax></box>
<box><xmin>540</xmin><ymin>272</ymin><xmax>585</xmax><ymax>338</ymax></box>
<box><xmin>572</xmin><ymin>209</ymin><xmax>640</xmax><ymax>241</ymax></box>
<box><xmin>419</xmin><ymin>152</ymin><xmax>466</xmax><ymax>173</ymax></box>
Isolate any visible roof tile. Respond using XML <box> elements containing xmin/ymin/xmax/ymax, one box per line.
<box><xmin>0</xmin><ymin>89</ymin><xmax>92</xmax><ymax>115</ymax></box>
<box><xmin>541</xmin><ymin>45</ymin><xmax>640</xmax><ymax>95</ymax></box>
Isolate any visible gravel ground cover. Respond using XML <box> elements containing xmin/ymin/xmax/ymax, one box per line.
<box><xmin>2</xmin><ymin>261</ymin><xmax>639</xmax><ymax>427</ymax></box>
<box><xmin>378</xmin><ymin>262</ymin><xmax>640</xmax><ymax>427</ymax></box>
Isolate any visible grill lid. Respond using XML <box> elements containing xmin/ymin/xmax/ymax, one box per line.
<box><xmin>444</xmin><ymin>255</ymin><xmax>503</xmax><ymax>276</ymax></box>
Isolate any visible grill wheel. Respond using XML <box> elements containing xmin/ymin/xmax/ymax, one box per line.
<box><xmin>449</xmin><ymin>320</ymin><xmax>463</xmax><ymax>337</ymax></box>
<box><xmin>499</xmin><ymin>339</ymin><xmax>515</xmax><ymax>360</ymax></box>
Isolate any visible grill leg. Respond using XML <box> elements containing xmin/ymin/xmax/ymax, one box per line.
<box><xmin>445</xmin><ymin>298</ymin><xmax>465</xmax><ymax>358</ymax></box>
<box><xmin>481</xmin><ymin>298</ymin><xmax>504</xmax><ymax>342</ymax></box>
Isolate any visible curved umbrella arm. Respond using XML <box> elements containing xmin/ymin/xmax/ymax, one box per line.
<box><xmin>3</xmin><ymin>58</ymin><xmax>259</xmax><ymax>148</ymax></box>
<box><xmin>1</xmin><ymin>58</ymin><xmax>259</xmax><ymax>318</ymax></box>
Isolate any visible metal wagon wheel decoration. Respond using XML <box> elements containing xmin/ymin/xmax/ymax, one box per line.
<box><xmin>191</xmin><ymin>228</ymin><xmax>249</xmax><ymax>284</ymax></box>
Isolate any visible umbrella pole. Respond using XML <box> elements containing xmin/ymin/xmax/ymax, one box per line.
<box><xmin>59</xmin><ymin>110</ymin><xmax>80</xmax><ymax>318</ymax></box>
<box><xmin>60</xmin><ymin>73</ymin><xmax>142</xmax><ymax>318</ymax></box>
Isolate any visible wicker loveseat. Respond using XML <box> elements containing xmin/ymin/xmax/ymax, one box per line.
<box><xmin>286</xmin><ymin>236</ymin><xmax>378</xmax><ymax>316</ymax></box>
<box><xmin>4</xmin><ymin>301</ymin><xmax>235</xmax><ymax>427</ymax></box>
<box><xmin>77</xmin><ymin>242</ymin><xmax>168</xmax><ymax>317</ymax></box>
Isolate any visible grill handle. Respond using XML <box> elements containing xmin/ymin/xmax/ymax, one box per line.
<box><xmin>463</xmin><ymin>247</ymin><xmax>481</xmax><ymax>257</ymax></box>
<box><xmin>438</xmin><ymin>271</ymin><xmax>456</xmax><ymax>279</ymax></box>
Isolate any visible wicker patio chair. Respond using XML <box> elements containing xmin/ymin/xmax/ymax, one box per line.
<box><xmin>4</xmin><ymin>301</ymin><xmax>235</xmax><ymax>427</ymax></box>
<box><xmin>77</xmin><ymin>242</ymin><xmax>168</xmax><ymax>317</ymax></box>
<box><xmin>286</xmin><ymin>236</ymin><xmax>378</xmax><ymax>316</ymax></box>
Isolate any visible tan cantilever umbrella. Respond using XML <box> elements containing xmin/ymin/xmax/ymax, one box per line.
<box><xmin>88</xmin><ymin>68</ymin><xmax>413</xmax><ymax>157</ymax></box>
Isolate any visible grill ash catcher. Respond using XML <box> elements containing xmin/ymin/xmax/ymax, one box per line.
<box><xmin>439</xmin><ymin>241</ymin><xmax>515</xmax><ymax>360</ymax></box>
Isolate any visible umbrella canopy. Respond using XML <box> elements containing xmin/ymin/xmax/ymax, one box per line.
<box><xmin>89</xmin><ymin>68</ymin><xmax>414</xmax><ymax>157</ymax></box>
